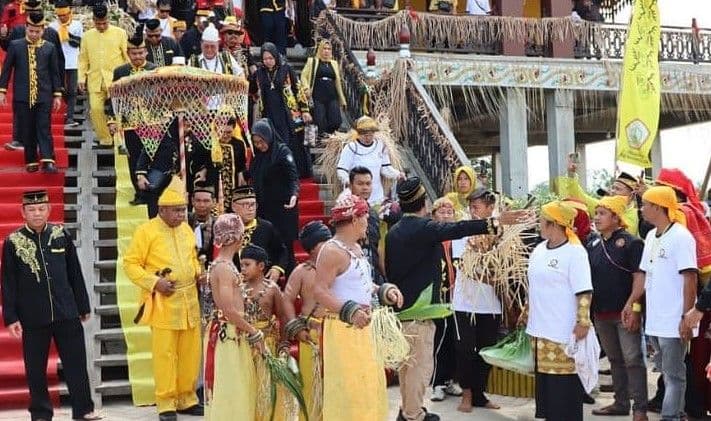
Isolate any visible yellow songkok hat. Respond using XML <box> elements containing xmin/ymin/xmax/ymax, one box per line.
<box><xmin>597</xmin><ymin>195</ymin><xmax>629</xmax><ymax>228</ymax></box>
<box><xmin>158</xmin><ymin>176</ymin><xmax>188</xmax><ymax>206</ymax></box>
<box><xmin>541</xmin><ymin>201</ymin><xmax>580</xmax><ymax>245</ymax></box>
<box><xmin>642</xmin><ymin>186</ymin><xmax>687</xmax><ymax>226</ymax></box>
<box><xmin>173</xmin><ymin>20</ymin><xmax>186</xmax><ymax>30</ymax></box>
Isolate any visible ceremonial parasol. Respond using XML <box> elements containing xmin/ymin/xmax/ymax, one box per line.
<box><xmin>109</xmin><ymin>65</ymin><xmax>249</xmax><ymax>209</ymax></box>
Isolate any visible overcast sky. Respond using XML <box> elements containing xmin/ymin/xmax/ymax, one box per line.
<box><xmin>527</xmin><ymin>0</ymin><xmax>711</xmax><ymax>190</ymax></box>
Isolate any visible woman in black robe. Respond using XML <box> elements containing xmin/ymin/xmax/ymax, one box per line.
<box><xmin>248</xmin><ymin>118</ymin><xmax>299</xmax><ymax>274</ymax></box>
<box><xmin>250</xmin><ymin>42</ymin><xmax>313</xmax><ymax>179</ymax></box>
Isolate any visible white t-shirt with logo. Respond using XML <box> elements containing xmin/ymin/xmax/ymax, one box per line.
<box><xmin>640</xmin><ymin>223</ymin><xmax>697</xmax><ymax>338</ymax></box>
<box><xmin>526</xmin><ymin>241</ymin><xmax>592</xmax><ymax>345</ymax></box>
<box><xmin>451</xmin><ymin>237</ymin><xmax>502</xmax><ymax>315</ymax></box>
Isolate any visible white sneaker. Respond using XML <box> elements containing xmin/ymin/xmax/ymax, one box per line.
<box><xmin>445</xmin><ymin>382</ymin><xmax>463</xmax><ymax>396</ymax></box>
<box><xmin>430</xmin><ymin>386</ymin><xmax>446</xmax><ymax>402</ymax></box>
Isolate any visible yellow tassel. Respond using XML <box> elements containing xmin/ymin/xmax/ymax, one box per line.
<box><xmin>370</xmin><ymin>306</ymin><xmax>410</xmax><ymax>370</ymax></box>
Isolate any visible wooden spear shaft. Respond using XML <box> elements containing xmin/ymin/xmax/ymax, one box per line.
<box><xmin>700</xmin><ymin>154</ymin><xmax>711</xmax><ymax>200</ymax></box>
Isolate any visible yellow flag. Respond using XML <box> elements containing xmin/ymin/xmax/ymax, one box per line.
<box><xmin>615</xmin><ymin>0</ymin><xmax>660</xmax><ymax>168</ymax></box>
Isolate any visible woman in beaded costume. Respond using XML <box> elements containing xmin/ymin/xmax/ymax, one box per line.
<box><xmin>313</xmin><ymin>194</ymin><xmax>404</xmax><ymax>420</ymax></box>
<box><xmin>203</xmin><ymin>213</ymin><xmax>266</xmax><ymax>421</ymax></box>
<box><xmin>524</xmin><ymin>201</ymin><xmax>593</xmax><ymax>421</ymax></box>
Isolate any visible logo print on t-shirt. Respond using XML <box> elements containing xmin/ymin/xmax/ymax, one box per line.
<box><xmin>547</xmin><ymin>259</ymin><xmax>559</xmax><ymax>269</ymax></box>
<box><xmin>658</xmin><ymin>248</ymin><xmax>666</xmax><ymax>259</ymax></box>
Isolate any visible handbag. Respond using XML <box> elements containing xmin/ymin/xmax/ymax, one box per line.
<box><xmin>479</xmin><ymin>328</ymin><xmax>534</xmax><ymax>376</ymax></box>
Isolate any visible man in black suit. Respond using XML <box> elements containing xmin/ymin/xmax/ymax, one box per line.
<box><xmin>107</xmin><ymin>29</ymin><xmax>158</xmax><ymax>206</ymax></box>
<box><xmin>144</xmin><ymin>18</ymin><xmax>183</xmax><ymax>67</ymax></box>
<box><xmin>0</xmin><ymin>12</ymin><xmax>63</xmax><ymax>173</ymax></box>
<box><xmin>385</xmin><ymin>177</ymin><xmax>528</xmax><ymax>421</ymax></box>
<box><xmin>0</xmin><ymin>0</ymin><xmax>65</xmax><ymax>151</ymax></box>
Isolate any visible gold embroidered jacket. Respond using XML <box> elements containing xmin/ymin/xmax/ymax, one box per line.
<box><xmin>1</xmin><ymin>224</ymin><xmax>90</xmax><ymax>328</ymax></box>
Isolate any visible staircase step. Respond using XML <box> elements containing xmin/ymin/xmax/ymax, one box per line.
<box><xmin>94</xmin><ymin>283</ymin><xmax>116</xmax><ymax>293</ymax></box>
<box><xmin>95</xmin><ymin>305</ymin><xmax>119</xmax><ymax>316</ymax></box>
<box><xmin>95</xmin><ymin>328</ymin><xmax>125</xmax><ymax>342</ymax></box>
<box><xmin>94</xmin><ymin>239</ymin><xmax>117</xmax><ymax>248</ymax></box>
<box><xmin>94</xmin><ymin>354</ymin><xmax>127</xmax><ymax>367</ymax></box>
<box><xmin>95</xmin><ymin>379</ymin><xmax>131</xmax><ymax>396</ymax></box>
<box><xmin>94</xmin><ymin>260</ymin><xmax>117</xmax><ymax>269</ymax></box>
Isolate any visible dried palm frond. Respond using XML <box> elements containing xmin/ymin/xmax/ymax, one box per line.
<box><xmin>458</xmin><ymin>218</ymin><xmax>537</xmax><ymax>326</ymax></box>
<box><xmin>371</xmin><ymin>306</ymin><xmax>411</xmax><ymax>370</ymax></box>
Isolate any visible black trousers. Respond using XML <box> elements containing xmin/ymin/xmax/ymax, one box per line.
<box><xmin>22</xmin><ymin>318</ymin><xmax>94</xmax><ymax>421</ymax></box>
<box><xmin>431</xmin><ymin>315</ymin><xmax>457</xmax><ymax>387</ymax></box>
<box><xmin>260</xmin><ymin>9</ymin><xmax>288</xmax><ymax>55</ymax></box>
<box><xmin>64</xmin><ymin>69</ymin><xmax>78</xmax><ymax>123</ymax></box>
<box><xmin>15</xmin><ymin>101</ymin><xmax>55</xmax><ymax>166</ymax></box>
<box><xmin>534</xmin><ymin>372</ymin><xmax>584</xmax><ymax>421</ymax></box>
<box><xmin>124</xmin><ymin>130</ymin><xmax>143</xmax><ymax>197</ymax></box>
<box><xmin>454</xmin><ymin>312</ymin><xmax>500</xmax><ymax>406</ymax></box>
<box><xmin>312</xmin><ymin>98</ymin><xmax>342</xmax><ymax>135</ymax></box>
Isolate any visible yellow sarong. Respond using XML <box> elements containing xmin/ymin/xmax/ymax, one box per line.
<box><xmin>255</xmin><ymin>319</ymin><xmax>299</xmax><ymax>421</ymax></box>
<box><xmin>322</xmin><ymin>318</ymin><xmax>388</xmax><ymax>421</ymax></box>
<box><xmin>299</xmin><ymin>318</ymin><xmax>323</xmax><ymax>421</ymax></box>
<box><xmin>204</xmin><ymin>323</ymin><xmax>257</xmax><ymax>421</ymax></box>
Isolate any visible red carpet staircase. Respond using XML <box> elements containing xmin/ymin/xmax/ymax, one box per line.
<box><xmin>0</xmin><ymin>84</ymin><xmax>69</xmax><ymax>408</ymax></box>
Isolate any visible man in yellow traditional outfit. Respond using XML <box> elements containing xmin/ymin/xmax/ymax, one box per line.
<box><xmin>77</xmin><ymin>3</ymin><xmax>128</xmax><ymax>149</ymax></box>
<box><xmin>556</xmin><ymin>157</ymin><xmax>642</xmax><ymax>235</ymax></box>
<box><xmin>123</xmin><ymin>177</ymin><xmax>204</xmax><ymax>421</ymax></box>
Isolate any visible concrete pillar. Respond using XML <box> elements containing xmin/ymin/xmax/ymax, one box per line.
<box><xmin>576</xmin><ymin>144</ymin><xmax>587</xmax><ymax>189</ymax></box>
<box><xmin>651</xmin><ymin>133</ymin><xmax>663</xmax><ymax>178</ymax></box>
<box><xmin>546</xmin><ymin>89</ymin><xmax>575</xmax><ymax>186</ymax></box>
<box><xmin>492</xmin><ymin>153</ymin><xmax>503</xmax><ymax>192</ymax></box>
<box><xmin>500</xmin><ymin>88</ymin><xmax>529</xmax><ymax>198</ymax></box>
<box><xmin>499</xmin><ymin>1</ymin><xmax>525</xmax><ymax>55</ymax></box>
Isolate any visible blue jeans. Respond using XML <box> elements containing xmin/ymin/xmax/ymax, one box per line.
<box><xmin>649</xmin><ymin>336</ymin><xmax>686</xmax><ymax>420</ymax></box>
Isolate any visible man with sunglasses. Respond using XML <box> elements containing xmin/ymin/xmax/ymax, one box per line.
<box><xmin>155</xmin><ymin>0</ymin><xmax>176</xmax><ymax>38</ymax></box>
<box><xmin>145</xmin><ymin>18</ymin><xmax>182</xmax><ymax>67</ymax></box>
<box><xmin>220</xmin><ymin>16</ymin><xmax>255</xmax><ymax>75</ymax></box>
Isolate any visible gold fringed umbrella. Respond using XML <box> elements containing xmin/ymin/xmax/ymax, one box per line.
<box><xmin>109</xmin><ymin>65</ymin><xmax>249</xmax><ymax>211</ymax></box>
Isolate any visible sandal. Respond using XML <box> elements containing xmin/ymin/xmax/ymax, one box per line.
<box><xmin>592</xmin><ymin>404</ymin><xmax>630</xmax><ymax>416</ymax></box>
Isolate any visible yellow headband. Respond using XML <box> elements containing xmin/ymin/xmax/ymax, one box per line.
<box><xmin>596</xmin><ymin>195</ymin><xmax>629</xmax><ymax>228</ymax></box>
<box><xmin>642</xmin><ymin>186</ymin><xmax>687</xmax><ymax>226</ymax></box>
<box><xmin>541</xmin><ymin>201</ymin><xmax>580</xmax><ymax>245</ymax></box>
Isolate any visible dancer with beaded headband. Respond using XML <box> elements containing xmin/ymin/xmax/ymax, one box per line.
<box><xmin>314</xmin><ymin>194</ymin><xmax>404</xmax><ymax>420</ymax></box>
<box><xmin>204</xmin><ymin>213</ymin><xmax>263</xmax><ymax>421</ymax></box>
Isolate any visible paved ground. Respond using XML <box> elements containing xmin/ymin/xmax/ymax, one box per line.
<box><xmin>0</xmin><ymin>382</ymin><xmax>671</xmax><ymax>421</ymax></box>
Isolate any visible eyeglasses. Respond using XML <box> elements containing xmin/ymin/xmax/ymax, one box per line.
<box><xmin>234</xmin><ymin>201</ymin><xmax>257</xmax><ymax>209</ymax></box>
<box><xmin>146</xmin><ymin>33</ymin><xmax>162</xmax><ymax>38</ymax></box>
<box><xmin>225</xmin><ymin>30</ymin><xmax>244</xmax><ymax>35</ymax></box>
<box><xmin>159</xmin><ymin>8</ymin><xmax>171</xmax><ymax>13</ymax></box>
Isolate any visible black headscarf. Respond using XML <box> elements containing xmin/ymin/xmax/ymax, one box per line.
<box><xmin>257</xmin><ymin>43</ymin><xmax>288</xmax><ymax>91</ymax></box>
